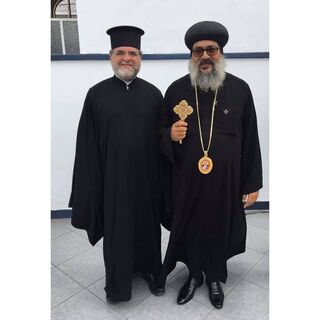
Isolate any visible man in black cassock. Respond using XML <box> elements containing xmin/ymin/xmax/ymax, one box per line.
<box><xmin>156</xmin><ymin>21</ymin><xmax>263</xmax><ymax>309</ymax></box>
<box><xmin>69</xmin><ymin>25</ymin><xmax>165</xmax><ymax>302</ymax></box>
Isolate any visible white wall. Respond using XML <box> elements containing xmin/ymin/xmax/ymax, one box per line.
<box><xmin>51</xmin><ymin>58</ymin><xmax>269</xmax><ymax>209</ymax></box>
<box><xmin>76</xmin><ymin>0</ymin><xmax>268</xmax><ymax>54</ymax></box>
<box><xmin>52</xmin><ymin>0</ymin><xmax>268</xmax><ymax>209</ymax></box>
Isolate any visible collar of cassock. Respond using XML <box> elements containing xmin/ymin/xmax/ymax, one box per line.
<box><xmin>114</xmin><ymin>74</ymin><xmax>136</xmax><ymax>89</ymax></box>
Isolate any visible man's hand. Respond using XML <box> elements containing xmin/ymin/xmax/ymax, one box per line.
<box><xmin>242</xmin><ymin>191</ymin><xmax>259</xmax><ymax>208</ymax></box>
<box><xmin>171</xmin><ymin>120</ymin><xmax>188</xmax><ymax>142</ymax></box>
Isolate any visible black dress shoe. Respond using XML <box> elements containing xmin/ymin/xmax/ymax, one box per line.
<box><xmin>208</xmin><ymin>281</ymin><xmax>224</xmax><ymax>309</ymax></box>
<box><xmin>143</xmin><ymin>273</ymin><xmax>165</xmax><ymax>296</ymax></box>
<box><xmin>177</xmin><ymin>278</ymin><xmax>201</xmax><ymax>305</ymax></box>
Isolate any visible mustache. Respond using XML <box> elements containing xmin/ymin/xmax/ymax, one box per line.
<box><xmin>119</xmin><ymin>62</ymin><xmax>134</xmax><ymax>66</ymax></box>
<box><xmin>199</xmin><ymin>59</ymin><xmax>214</xmax><ymax>66</ymax></box>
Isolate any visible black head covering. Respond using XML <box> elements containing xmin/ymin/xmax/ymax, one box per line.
<box><xmin>106</xmin><ymin>25</ymin><xmax>144</xmax><ymax>50</ymax></box>
<box><xmin>184</xmin><ymin>21</ymin><xmax>229</xmax><ymax>51</ymax></box>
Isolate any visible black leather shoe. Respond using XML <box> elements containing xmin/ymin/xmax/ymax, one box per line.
<box><xmin>143</xmin><ymin>273</ymin><xmax>165</xmax><ymax>296</ymax></box>
<box><xmin>208</xmin><ymin>281</ymin><xmax>224</xmax><ymax>309</ymax></box>
<box><xmin>177</xmin><ymin>278</ymin><xmax>201</xmax><ymax>305</ymax></box>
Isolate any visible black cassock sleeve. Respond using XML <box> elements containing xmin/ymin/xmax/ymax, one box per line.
<box><xmin>69</xmin><ymin>89</ymin><xmax>104</xmax><ymax>245</ymax></box>
<box><xmin>241</xmin><ymin>84</ymin><xmax>263</xmax><ymax>194</ymax></box>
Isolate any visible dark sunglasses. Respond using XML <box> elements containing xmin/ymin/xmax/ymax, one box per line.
<box><xmin>191</xmin><ymin>46</ymin><xmax>220</xmax><ymax>57</ymax></box>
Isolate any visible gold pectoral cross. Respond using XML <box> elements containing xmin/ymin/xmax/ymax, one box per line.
<box><xmin>173</xmin><ymin>100</ymin><xmax>193</xmax><ymax>144</ymax></box>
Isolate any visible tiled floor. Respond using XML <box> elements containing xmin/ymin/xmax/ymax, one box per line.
<box><xmin>51</xmin><ymin>211</ymin><xmax>269</xmax><ymax>320</ymax></box>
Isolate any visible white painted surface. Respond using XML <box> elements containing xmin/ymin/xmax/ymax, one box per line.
<box><xmin>76</xmin><ymin>0</ymin><xmax>269</xmax><ymax>54</ymax></box>
<box><xmin>51</xmin><ymin>58</ymin><xmax>269</xmax><ymax>209</ymax></box>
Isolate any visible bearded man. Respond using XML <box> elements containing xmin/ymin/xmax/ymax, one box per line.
<box><xmin>69</xmin><ymin>25</ymin><xmax>165</xmax><ymax>302</ymax></box>
<box><xmin>157</xmin><ymin>21</ymin><xmax>263</xmax><ymax>309</ymax></box>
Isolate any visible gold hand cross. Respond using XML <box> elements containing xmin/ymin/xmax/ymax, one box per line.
<box><xmin>173</xmin><ymin>100</ymin><xmax>193</xmax><ymax>144</ymax></box>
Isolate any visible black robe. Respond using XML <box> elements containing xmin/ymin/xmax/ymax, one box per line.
<box><xmin>69</xmin><ymin>76</ymin><xmax>165</xmax><ymax>301</ymax></box>
<box><xmin>158</xmin><ymin>73</ymin><xmax>263</xmax><ymax>285</ymax></box>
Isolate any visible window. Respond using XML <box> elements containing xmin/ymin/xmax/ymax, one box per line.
<box><xmin>51</xmin><ymin>0</ymin><xmax>79</xmax><ymax>55</ymax></box>
<box><xmin>52</xmin><ymin>0</ymin><xmax>77</xmax><ymax>19</ymax></box>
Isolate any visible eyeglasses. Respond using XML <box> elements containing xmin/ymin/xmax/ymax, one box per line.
<box><xmin>191</xmin><ymin>46</ymin><xmax>220</xmax><ymax>57</ymax></box>
<box><xmin>112</xmin><ymin>50</ymin><xmax>142</xmax><ymax>58</ymax></box>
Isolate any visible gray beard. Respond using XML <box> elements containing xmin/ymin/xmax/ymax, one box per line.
<box><xmin>111</xmin><ymin>62</ymin><xmax>140</xmax><ymax>82</ymax></box>
<box><xmin>188</xmin><ymin>56</ymin><xmax>226</xmax><ymax>92</ymax></box>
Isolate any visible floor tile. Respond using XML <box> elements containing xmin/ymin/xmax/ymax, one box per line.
<box><xmin>71</xmin><ymin>227</ymin><xmax>104</xmax><ymax>247</ymax></box>
<box><xmin>51</xmin><ymin>231</ymin><xmax>92</xmax><ymax>265</ymax></box>
<box><xmin>227</xmin><ymin>248</ymin><xmax>264</xmax><ymax>277</ymax></box>
<box><xmin>125</xmin><ymin>285</ymin><xmax>212</xmax><ymax>320</ymax></box>
<box><xmin>246</xmin><ymin>224</ymin><xmax>269</xmax><ymax>254</ymax></box>
<box><xmin>58</xmin><ymin>246</ymin><xmax>105</xmax><ymax>287</ymax></box>
<box><xmin>246</xmin><ymin>213</ymin><xmax>269</xmax><ymax>231</ymax></box>
<box><xmin>51</xmin><ymin>219</ymin><xmax>71</xmax><ymax>239</ymax></box>
<box><xmin>204</xmin><ymin>310</ymin><xmax>231</xmax><ymax>320</ymax></box>
<box><xmin>161</xmin><ymin>226</ymin><xmax>170</xmax><ymax>240</ymax></box>
<box><xmin>51</xmin><ymin>290</ymin><xmax>120</xmax><ymax>320</ymax></box>
<box><xmin>166</xmin><ymin>261</ymin><xmax>187</xmax><ymax>281</ymax></box>
<box><xmin>54</xmin><ymin>218</ymin><xmax>74</xmax><ymax>230</ymax></box>
<box><xmin>51</xmin><ymin>212</ymin><xmax>269</xmax><ymax>320</ymax></box>
<box><xmin>88</xmin><ymin>274</ymin><xmax>153</xmax><ymax>317</ymax></box>
<box><xmin>161</xmin><ymin>237</ymin><xmax>169</xmax><ymax>260</ymax></box>
<box><xmin>253</xmin><ymin>314</ymin><xmax>268</xmax><ymax>320</ymax></box>
<box><xmin>71</xmin><ymin>228</ymin><xmax>88</xmax><ymax>239</ymax></box>
<box><xmin>217</xmin><ymin>280</ymin><xmax>269</xmax><ymax>320</ymax></box>
<box><xmin>243</xmin><ymin>254</ymin><xmax>269</xmax><ymax>289</ymax></box>
<box><xmin>51</xmin><ymin>267</ymin><xmax>83</xmax><ymax>308</ymax></box>
<box><xmin>85</xmin><ymin>277</ymin><xmax>106</xmax><ymax>302</ymax></box>
<box><xmin>96</xmin><ymin>238</ymin><xmax>104</xmax><ymax>247</ymax></box>
<box><xmin>260</xmin><ymin>299</ymin><xmax>269</xmax><ymax>319</ymax></box>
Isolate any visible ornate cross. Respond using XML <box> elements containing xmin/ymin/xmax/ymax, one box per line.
<box><xmin>173</xmin><ymin>100</ymin><xmax>193</xmax><ymax>120</ymax></box>
<box><xmin>173</xmin><ymin>100</ymin><xmax>193</xmax><ymax>144</ymax></box>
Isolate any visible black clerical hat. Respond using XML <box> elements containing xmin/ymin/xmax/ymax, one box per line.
<box><xmin>106</xmin><ymin>25</ymin><xmax>145</xmax><ymax>50</ymax></box>
<box><xmin>184</xmin><ymin>21</ymin><xmax>229</xmax><ymax>50</ymax></box>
